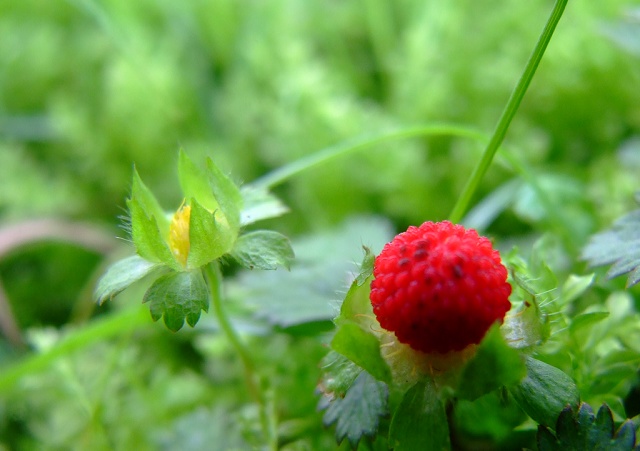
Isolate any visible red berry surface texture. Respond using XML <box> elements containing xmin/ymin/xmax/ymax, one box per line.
<box><xmin>370</xmin><ymin>221</ymin><xmax>512</xmax><ymax>354</ymax></box>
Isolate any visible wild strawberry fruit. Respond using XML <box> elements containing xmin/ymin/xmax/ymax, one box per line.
<box><xmin>370</xmin><ymin>221</ymin><xmax>511</xmax><ymax>354</ymax></box>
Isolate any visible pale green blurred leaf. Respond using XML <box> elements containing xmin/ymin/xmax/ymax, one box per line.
<box><xmin>582</xmin><ymin>209</ymin><xmax>640</xmax><ymax>288</ymax></box>
<box><xmin>239</xmin><ymin>186</ymin><xmax>289</xmax><ymax>226</ymax></box>
<box><xmin>95</xmin><ymin>255</ymin><xmax>160</xmax><ymax>304</ymax></box>
<box><xmin>230</xmin><ymin>230</ymin><xmax>294</xmax><ymax>270</ymax></box>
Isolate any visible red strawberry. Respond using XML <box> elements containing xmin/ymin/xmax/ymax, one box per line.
<box><xmin>370</xmin><ymin>221</ymin><xmax>511</xmax><ymax>354</ymax></box>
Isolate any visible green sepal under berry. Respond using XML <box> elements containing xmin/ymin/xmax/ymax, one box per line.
<box><xmin>334</xmin><ymin>248</ymin><xmax>377</xmax><ymax>331</ymax></box>
<box><xmin>456</xmin><ymin>324</ymin><xmax>526</xmax><ymax>401</ymax></box>
<box><xmin>321</xmin><ymin>371</ymin><xmax>388</xmax><ymax>448</ymax></box>
<box><xmin>509</xmin><ymin>356</ymin><xmax>580</xmax><ymax>428</ymax></box>
<box><xmin>95</xmin><ymin>255</ymin><xmax>161</xmax><ymax>305</ymax></box>
<box><xmin>537</xmin><ymin>403</ymin><xmax>638</xmax><ymax>451</ymax></box>
<box><xmin>230</xmin><ymin>230</ymin><xmax>294</xmax><ymax>270</ymax></box>
<box><xmin>143</xmin><ymin>270</ymin><xmax>209</xmax><ymax>332</ymax></box>
<box><xmin>355</xmin><ymin>245</ymin><xmax>375</xmax><ymax>286</ymax></box>
<box><xmin>331</xmin><ymin>254</ymin><xmax>391</xmax><ymax>383</ymax></box>
<box><xmin>331</xmin><ymin>323</ymin><xmax>392</xmax><ymax>384</ymax></box>
<box><xmin>388</xmin><ymin>377</ymin><xmax>451</xmax><ymax>451</ymax></box>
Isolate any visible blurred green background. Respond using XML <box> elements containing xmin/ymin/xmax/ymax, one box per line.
<box><xmin>1</xmin><ymin>0</ymin><xmax>639</xmax><ymax>449</ymax></box>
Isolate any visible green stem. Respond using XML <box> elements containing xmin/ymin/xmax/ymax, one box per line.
<box><xmin>205</xmin><ymin>262</ymin><xmax>256</xmax><ymax>381</ymax></box>
<box><xmin>252</xmin><ymin>124</ymin><xmax>485</xmax><ymax>190</ymax></box>
<box><xmin>449</xmin><ymin>0</ymin><xmax>568</xmax><ymax>223</ymax></box>
<box><xmin>203</xmin><ymin>262</ymin><xmax>277</xmax><ymax>451</ymax></box>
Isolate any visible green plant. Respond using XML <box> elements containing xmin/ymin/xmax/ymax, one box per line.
<box><xmin>1</xmin><ymin>0</ymin><xmax>640</xmax><ymax>449</ymax></box>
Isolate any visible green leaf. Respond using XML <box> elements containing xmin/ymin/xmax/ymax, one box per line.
<box><xmin>331</xmin><ymin>323</ymin><xmax>391</xmax><ymax>384</ymax></box>
<box><xmin>537</xmin><ymin>403</ymin><xmax>638</xmax><ymax>451</ymax></box>
<box><xmin>457</xmin><ymin>324</ymin><xmax>526</xmax><ymax>401</ymax></box>
<box><xmin>389</xmin><ymin>378</ymin><xmax>451</xmax><ymax>451</ymax></box>
<box><xmin>322</xmin><ymin>371</ymin><xmax>387</xmax><ymax>448</ymax></box>
<box><xmin>319</xmin><ymin>351</ymin><xmax>362</xmax><ymax>398</ymax></box>
<box><xmin>509</xmin><ymin>356</ymin><xmax>580</xmax><ymax>427</ymax></box>
<box><xmin>239</xmin><ymin>186</ymin><xmax>289</xmax><ymax>226</ymax></box>
<box><xmin>127</xmin><ymin>196</ymin><xmax>178</xmax><ymax>269</ymax></box>
<box><xmin>95</xmin><ymin>255</ymin><xmax>160</xmax><ymax>305</ymax></box>
<box><xmin>143</xmin><ymin>270</ymin><xmax>209</xmax><ymax>332</ymax></box>
<box><xmin>205</xmin><ymin>157</ymin><xmax>242</xmax><ymax>231</ymax></box>
<box><xmin>131</xmin><ymin>168</ymin><xmax>170</xmax><ymax>239</ymax></box>
<box><xmin>230</xmin><ymin>230</ymin><xmax>294</xmax><ymax>270</ymax></box>
<box><xmin>187</xmin><ymin>197</ymin><xmax>235</xmax><ymax>269</ymax></box>
<box><xmin>178</xmin><ymin>149</ymin><xmax>219</xmax><ymax>213</ymax></box>
<box><xmin>582</xmin><ymin>209</ymin><xmax>640</xmax><ymax>287</ymax></box>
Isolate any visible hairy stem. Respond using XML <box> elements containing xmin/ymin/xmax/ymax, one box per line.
<box><xmin>449</xmin><ymin>0</ymin><xmax>568</xmax><ymax>223</ymax></box>
<box><xmin>203</xmin><ymin>262</ymin><xmax>277</xmax><ymax>450</ymax></box>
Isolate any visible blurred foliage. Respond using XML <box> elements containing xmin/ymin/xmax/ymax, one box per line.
<box><xmin>1</xmin><ymin>0</ymin><xmax>640</xmax><ymax>449</ymax></box>
<box><xmin>1</xmin><ymin>0</ymin><xmax>638</xmax><ymax>230</ymax></box>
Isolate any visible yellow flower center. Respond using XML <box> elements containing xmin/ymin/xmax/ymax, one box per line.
<box><xmin>169</xmin><ymin>204</ymin><xmax>191</xmax><ymax>267</ymax></box>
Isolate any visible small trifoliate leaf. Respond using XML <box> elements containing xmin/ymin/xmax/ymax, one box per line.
<box><xmin>128</xmin><ymin>196</ymin><xmax>178</xmax><ymax>270</ymax></box>
<box><xmin>178</xmin><ymin>149</ymin><xmax>220</xmax><ymax>213</ymax></box>
<box><xmin>239</xmin><ymin>186</ymin><xmax>289</xmax><ymax>226</ymax></box>
<box><xmin>187</xmin><ymin>198</ymin><xmax>236</xmax><ymax>269</ymax></box>
<box><xmin>131</xmin><ymin>169</ymin><xmax>170</xmax><ymax>238</ymax></box>
<box><xmin>143</xmin><ymin>270</ymin><xmax>209</xmax><ymax>332</ymax></box>
<box><xmin>331</xmin><ymin>323</ymin><xmax>391</xmax><ymax>384</ymax></box>
<box><xmin>322</xmin><ymin>371</ymin><xmax>388</xmax><ymax>448</ymax></box>
<box><xmin>537</xmin><ymin>403</ymin><xmax>638</xmax><ymax>451</ymax></box>
<box><xmin>582</xmin><ymin>209</ymin><xmax>640</xmax><ymax>288</ymax></box>
<box><xmin>389</xmin><ymin>377</ymin><xmax>451</xmax><ymax>451</ymax></box>
<box><xmin>457</xmin><ymin>324</ymin><xmax>526</xmax><ymax>401</ymax></box>
<box><xmin>509</xmin><ymin>356</ymin><xmax>580</xmax><ymax>427</ymax></box>
<box><xmin>95</xmin><ymin>255</ymin><xmax>160</xmax><ymax>305</ymax></box>
<box><xmin>230</xmin><ymin>231</ymin><xmax>294</xmax><ymax>270</ymax></box>
<box><xmin>205</xmin><ymin>157</ymin><xmax>242</xmax><ymax>231</ymax></box>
